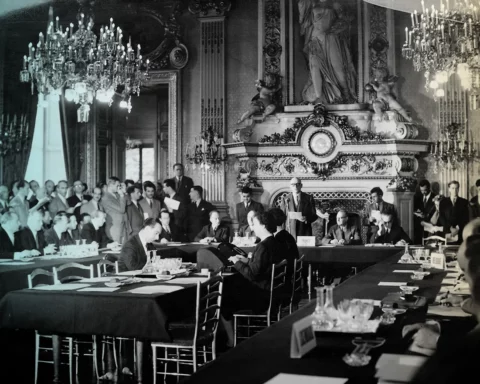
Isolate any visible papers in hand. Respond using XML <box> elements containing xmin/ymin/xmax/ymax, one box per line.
<box><xmin>371</xmin><ymin>210</ymin><xmax>382</xmax><ymax>223</ymax></box>
<box><xmin>164</xmin><ymin>197</ymin><xmax>180</xmax><ymax>211</ymax></box>
<box><xmin>288</xmin><ymin>212</ymin><xmax>303</xmax><ymax>220</ymax></box>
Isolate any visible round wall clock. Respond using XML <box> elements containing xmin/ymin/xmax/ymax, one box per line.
<box><xmin>308</xmin><ymin>130</ymin><xmax>336</xmax><ymax>157</ymax></box>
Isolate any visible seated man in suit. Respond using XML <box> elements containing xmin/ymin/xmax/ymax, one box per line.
<box><xmin>15</xmin><ymin>210</ymin><xmax>55</xmax><ymax>254</ymax></box>
<box><xmin>158</xmin><ymin>209</ymin><xmax>184</xmax><ymax>243</ymax></box>
<box><xmin>194</xmin><ymin>210</ymin><xmax>230</xmax><ymax>243</ymax></box>
<box><xmin>1</xmin><ymin>211</ymin><xmax>39</xmax><ymax>259</ymax></box>
<box><xmin>370</xmin><ymin>210</ymin><xmax>412</xmax><ymax>245</ymax></box>
<box><xmin>44</xmin><ymin>213</ymin><xmax>70</xmax><ymax>248</ymax></box>
<box><xmin>78</xmin><ymin>212</ymin><xmax>91</xmax><ymax>233</ymax></box>
<box><xmin>237</xmin><ymin>210</ymin><xmax>256</xmax><ymax>237</ymax></box>
<box><xmin>322</xmin><ymin>210</ymin><xmax>362</xmax><ymax>245</ymax></box>
<box><xmin>42</xmin><ymin>209</ymin><xmax>52</xmax><ymax>231</ymax></box>
<box><xmin>186</xmin><ymin>186</ymin><xmax>214</xmax><ymax>241</ymax></box>
<box><xmin>235</xmin><ymin>186</ymin><xmax>264</xmax><ymax>227</ymax></box>
<box><xmin>117</xmin><ymin>218</ymin><xmax>161</xmax><ymax>272</ymax></box>
<box><xmin>363</xmin><ymin>187</ymin><xmax>398</xmax><ymax>239</ymax></box>
<box><xmin>80</xmin><ymin>210</ymin><xmax>115</xmax><ymax>248</ymax></box>
<box><xmin>63</xmin><ymin>213</ymin><xmax>81</xmax><ymax>245</ymax></box>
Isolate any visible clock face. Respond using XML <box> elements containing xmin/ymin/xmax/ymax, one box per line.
<box><xmin>309</xmin><ymin>131</ymin><xmax>335</xmax><ymax>157</ymax></box>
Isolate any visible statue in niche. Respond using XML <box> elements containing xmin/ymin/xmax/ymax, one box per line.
<box><xmin>237</xmin><ymin>73</ymin><xmax>282</xmax><ymax>125</ymax></box>
<box><xmin>365</xmin><ymin>67</ymin><xmax>412</xmax><ymax>122</ymax></box>
<box><xmin>298</xmin><ymin>0</ymin><xmax>357</xmax><ymax>105</ymax></box>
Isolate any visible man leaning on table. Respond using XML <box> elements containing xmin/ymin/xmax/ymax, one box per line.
<box><xmin>80</xmin><ymin>210</ymin><xmax>116</xmax><ymax>249</ymax></box>
<box><xmin>117</xmin><ymin>218</ymin><xmax>161</xmax><ymax>272</ymax></box>
<box><xmin>15</xmin><ymin>210</ymin><xmax>55</xmax><ymax>254</ymax></box>
<box><xmin>322</xmin><ymin>210</ymin><xmax>362</xmax><ymax>245</ymax></box>
<box><xmin>370</xmin><ymin>209</ymin><xmax>411</xmax><ymax>245</ymax></box>
<box><xmin>0</xmin><ymin>211</ymin><xmax>40</xmax><ymax>259</ymax></box>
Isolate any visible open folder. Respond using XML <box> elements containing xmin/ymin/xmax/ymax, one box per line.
<box><xmin>164</xmin><ymin>197</ymin><xmax>180</xmax><ymax>211</ymax></box>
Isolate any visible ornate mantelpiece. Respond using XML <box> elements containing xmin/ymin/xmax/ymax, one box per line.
<box><xmin>225</xmin><ymin>105</ymin><xmax>430</xmax><ymax>238</ymax></box>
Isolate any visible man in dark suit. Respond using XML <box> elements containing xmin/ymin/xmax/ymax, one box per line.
<box><xmin>67</xmin><ymin>180</ymin><xmax>92</xmax><ymax>221</ymax></box>
<box><xmin>44</xmin><ymin>213</ymin><xmax>70</xmax><ymax>248</ymax></box>
<box><xmin>279</xmin><ymin>178</ymin><xmax>317</xmax><ymax>239</ymax></box>
<box><xmin>363</xmin><ymin>187</ymin><xmax>398</xmax><ymax>239</ymax></box>
<box><xmin>163</xmin><ymin>178</ymin><xmax>187</xmax><ymax>232</ymax></box>
<box><xmin>414</xmin><ymin>180</ymin><xmax>436</xmax><ymax>244</ymax></box>
<box><xmin>63</xmin><ymin>214</ymin><xmax>82</xmax><ymax>245</ymax></box>
<box><xmin>117</xmin><ymin>218</ymin><xmax>161</xmax><ymax>272</ymax></box>
<box><xmin>469</xmin><ymin>179</ymin><xmax>480</xmax><ymax>219</ymax></box>
<box><xmin>322</xmin><ymin>210</ymin><xmax>362</xmax><ymax>245</ymax></box>
<box><xmin>173</xmin><ymin>163</ymin><xmax>194</xmax><ymax>204</ymax></box>
<box><xmin>235</xmin><ymin>186</ymin><xmax>264</xmax><ymax>227</ymax></box>
<box><xmin>186</xmin><ymin>186</ymin><xmax>214</xmax><ymax>241</ymax></box>
<box><xmin>15</xmin><ymin>210</ymin><xmax>55</xmax><ymax>254</ymax></box>
<box><xmin>158</xmin><ymin>209</ymin><xmax>184</xmax><ymax>243</ymax></box>
<box><xmin>370</xmin><ymin>210</ymin><xmax>412</xmax><ymax>245</ymax></box>
<box><xmin>125</xmin><ymin>184</ymin><xmax>145</xmax><ymax>239</ymax></box>
<box><xmin>439</xmin><ymin>180</ymin><xmax>470</xmax><ymax>244</ymax></box>
<box><xmin>0</xmin><ymin>184</ymin><xmax>9</xmax><ymax>214</ymax></box>
<box><xmin>1</xmin><ymin>212</ymin><xmax>38</xmax><ymax>259</ymax></box>
<box><xmin>80</xmin><ymin>210</ymin><xmax>111</xmax><ymax>248</ymax></box>
<box><xmin>139</xmin><ymin>181</ymin><xmax>162</xmax><ymax>221</ymax></box>
<box><xmin>194</xmin><ymin>210</ymin><xmax>230</xmax><ymax>242</ymax></box>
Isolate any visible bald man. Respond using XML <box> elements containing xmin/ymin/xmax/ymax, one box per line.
<box><xmin>279</xmin><ymin>177</ymin><xmax>316</xmax><ymax>239</ymax></box>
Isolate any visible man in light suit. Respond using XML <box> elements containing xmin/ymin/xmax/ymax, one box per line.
<box><xmin>162</xmin><ymin>178</ymin><xmax>187</xmax><ymax>232</ymax></box>
<box><xmin>49</xmin><ymin>180</ymin><xmax>75</xmax><ymax>218</ymax></box>
<box><xmin>236</xmin><ymin>186</ymin><xmax>264</xmax><ymax>227</ymax></box>
<box><xmin>413</xmin><ymin>180</ymin><xmax>436</xmax><ymax>244</ymax></box>
<box><xmin>44</xmin><ymin>213</ymin><xmax>70</xmax><ymax>248</ymax></box>
<box><xmin>173</xmin><ymin>163</ymin><xmax>194</xmax><ymax>204</ymax></box>
<box><xmin>139</xmin><ymin>181</ymin><xmax>162</xmax><ymax>221</ymax></box>
<box><xmin>322</xmin><ymin>210</ymin><xmax>362</xmax><ymax>245</ymax></box>
<box><xmin>80</xmin><ymin>187</ymin><xmax>104</xmax><ymax>216</ymax></box>
<box><xmin>125</xmin><ymin>184</ymin><xmax>144</xmax><ymax>239</ymax></box>
<box><xmin>101</xmin><ymin>177</ymin><xmax>126</xmax><ymax>243</ymax></box>
<box><xmin>280</xmin><ymin>177</ymin><xmax>317</xmax><ymax>240</ymax></box>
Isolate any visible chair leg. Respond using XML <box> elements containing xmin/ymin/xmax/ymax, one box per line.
<box><xmin>133</xmin><ymin>338</ymin><xmax>138</xmax><ymax>378</ymax></box>
<box><xmin>68</xmin><ymin>338</ymin><xmax>73</xmax><ymax>384</ymax></box>
<box><xmin>193</xmin><ymin>346</ymin><xmax>197</xmax><ymax>373</ymax></box>
<box><xmin>93</xmin><ymin>336</ymin><xmax>99</xmax><ymax>380</ymax></box>
<box><xmin>233</xmin><ymin>317</ymin><xmax>237</xmax><ymax>347</ymax></box>
<box><xmin>34</xmin><ymin>332</ymin><xmax>40</xmax><ymax>384</ymax></box>
<box><xmin>163</xmin><ymin>348</ymin><xmax>168</xmax><ymax>383</ymax></box>
<box><xmin>176</xmin><ymin>347</ymin><xmax>180</xmax><ymax>382</ymax></box>
<box><xmin>151</xmin><ymin>345</ymin><xmax>157</xmax><ymax>384</ymax></box>
<box><xmin>308</xmin><ymin>263</ymin><xmax>312</xmax><ymax>301</ymax></box>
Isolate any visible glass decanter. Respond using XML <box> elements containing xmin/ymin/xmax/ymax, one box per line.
<box><xmin>312</xmin><ymin>287</ymin><xmax>334</xmax><ymax>331</ymax></box>
<box><xmin>400</xmin><ymin>243</ymin><xmax>414</xmax><ymax>263</ymax></box>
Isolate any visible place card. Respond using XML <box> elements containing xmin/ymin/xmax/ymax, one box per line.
<box><xmin>32</xmin><ymin>283</ymin><xmax>91</xmax><ymax>291</ymax></box>
<box><xmin>431</xmin><ymin>251</ymin><xmax>445</xmax><ymax>270</ymax></box>
<box><xmin>79</xmin><ymin>277</ymin><xmax>114</xmax><ymax>283</ymax></box>
<box><xmin>352</xmin><ymin>299</ymin><xmax>382</xmax><ymax>306</ymax></box>
<box><xmin>296</xmin><ymin>236</ymin><xmax>316</xmax><ymax>247</ymax></box>
<box><xmin>127</xmin><ymin>285</ymin><xmax>184</xmax><ymax>294</ymax></box>
<box><xmin>378</xmin><ymin>282</ymin><xmax>407</xmax><ymax>286</ymax></box>
<box><xmin>290</xmin><ymin>316</ymin><xmax>316</xmax><ymax>359</ymax></box>
<box><xmin>264</xmin><ymin>373</ymin><xmax>346</xmax><ymax>384</ymax></box>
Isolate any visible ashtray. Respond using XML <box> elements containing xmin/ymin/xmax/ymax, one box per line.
<box><xmin>411</xmin><ymin>271</ymin><xmax>430</xmax><ymax>280</ymax></box>
<box><xmin>400</xmin><ymin>285</ymin><xmax>419</xmax><ymax>294</ymax></box>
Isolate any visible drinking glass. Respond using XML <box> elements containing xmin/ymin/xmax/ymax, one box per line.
<box><xmin>354</xmin><ymin>300</ymin><xmax>374</xmax><ymax>331</ymax></box>
<box><xmin>343</xmin><ymin>338</ymin><xmax>386</xmax><ymax>367</ymax></box>
<box><xmin>312</xmin><ymin>287</ymin><xmax>334</xmax><ymax>331</ymax></box>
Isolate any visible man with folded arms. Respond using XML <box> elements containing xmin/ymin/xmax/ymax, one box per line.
<box><xmin>370</xmin><ymin>210</ymin><xmax>411</xmax><ymax>245</ymax></box>
<box><xmin>118</xmin><ymin>218</ymin><xmax>161</xmax><ymax>272</ymax></box>
<box><xmin>0</xmin><ymin>212</ymin><xmax>40</xmax><ymax>259</ymax></box>
<box><xmin>195</xmin><ymin>210</ymin><xmax>230</xmax><ymax>243</ymax></box>
<box><xmin>80</xmin><ymin>210</ymin><xmax>113</xmax><ymax>248</ymax></box>
<box><xmin>15</xmin><ymin>210</ymin><xmax>55</xmax><ymax>254</ymax></box>
<box><xmin>44</xmin><ymin>213</ymin><xmax>70</xmax><ymax>248</ymax></box>
<box><xmin>322</xmin><ymin>210</ymin><xmax>362</xmax><ymax>245</ymax></box>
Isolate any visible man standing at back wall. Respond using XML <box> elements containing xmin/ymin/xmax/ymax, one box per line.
<box><xmin>236</xmin><ymin>186</ymin><xmax>264</xmax><ymax>227</ymax></box>
<box><xmin>173</xmin><ymin>163</ymin><xmax>194</xmax><ymax>204</ymax></box>
<box><xmin>101</xmin><ymin>177</ymin><xmax>126</xmax><ymax>243</ymax></box>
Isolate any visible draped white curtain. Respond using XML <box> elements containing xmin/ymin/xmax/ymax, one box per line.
<box><xmin>0</xmin><ymin>0</ymin><xmax>49</xmax><ymax>16</ymax></box>
<box><xmin>363</xmin><ymin>0</ymin><xmax>442</xmax><ymax>13</ymax></box>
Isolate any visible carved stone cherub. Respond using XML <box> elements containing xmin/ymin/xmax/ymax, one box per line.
<box><xmin>365</xmin><ymin>67</ymin><xmax>412</xmax><ymax>122</ymax></box>
<box><xmin>237</xmin><ymin>73</ymin><xmax>282</xmax><ymax>125</ymax></box>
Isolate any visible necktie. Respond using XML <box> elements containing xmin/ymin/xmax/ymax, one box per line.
<box><xmin>165</xmin><ymin>226</ymin><xmax>170</xmax><ymax>234</ymax></box>
<box><xmin>245</xmin><ymin>202</ymin><xmax>248</xmax><ymax>209</ymax></box>
<box><xmin>423</xmin><ymin>196</ymin><xmax>427</xmax><ymax>206</ymax></box>
<box><xmin>340</xmin><ymin>228</ymin><xmax>345</xmax><ymax>240</ymax></box>
<box><xmin>452</xmin><ymin>198</ymin><xmax>456</xmax><ymax>205</ymax></box>
<box><xmin>149</xmin><ymin>199</ymin><xmax>152</xmax><ymax>208</ymax></box>
<box><xmin>34</xmin><ymin>232</ymin><xmax>39</xmax><ymax>249</ymax></box>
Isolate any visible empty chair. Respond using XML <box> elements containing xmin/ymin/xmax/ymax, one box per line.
<box><xmin>422</xmin><ymin>235</ymin><xmax>448</xmax><ymax>246</ymax></box>
<box><xmin>53</xmin><ymin>262</ymin><xmax>94</xmax><ymax>284</ymax></box>
<box><xmin>233</xmin><ymin>259</ymin><xmax>287</xmax><ymax>346</ymax></box>
<box><xmin>97</xmin><ymin>258</ymin><xmax>119</xmax><ymax>277</ymax></box>
<box><xmin>151</xmin><ymin>275</ymin><xmax>224</xmax><ymax>382</ymax></box>
<box><xmin>289</xmin><ymin>254</ymin><xmax>305</xmax><ymax>314</ymax></box>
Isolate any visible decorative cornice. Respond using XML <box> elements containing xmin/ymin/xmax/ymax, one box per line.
<box><xmin>188</xmin><ymin>0</ymin><xmax>232</xmax><ymax>17</ymax></box>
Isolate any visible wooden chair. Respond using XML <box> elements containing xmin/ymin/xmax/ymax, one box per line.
<box><xmin>151</xmin><ymin>275</ymin><xmax>224</xmax><ymax>383</ymax></box>
<box><xmin>96</xmin><ymin>258</ymin><xmax>119</xmax><ymax>277</ymax></box>
<box><xmin>422</xmin><ymin>235</ymin><xmax>448</xmax><ymax>246</ymax></box>
<box><xmin>53</xmin><ymin>262</ymin><xmax>95</xmax><ymax>284</ymax></box>
<box><xmin>289</xmin><ymin>254</ymin><xmax>305</xmax><ymax>314</ymax></box>
<box><xmin>233</xmin><ymin>259</ymin><xmax>288</xmax><ymax>346</ymax></box>
<box><xmin>28</xmin><ymin>269</ymin><xmax>75</xmax><ymax>384</ymax></box>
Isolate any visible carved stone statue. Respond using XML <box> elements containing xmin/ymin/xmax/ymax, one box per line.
<box><xmin>365</xmin><ymin>67</ymin><xmax>412</xmax><ymax>122</ymax></box>
<box><xmin>298</xmin><ymin>0</ymin><xmax>357</xmax><ymax>105</ymax></box>
<box><xmin>237</xmin><ymin>73</ymin><xmax>282</xmax><ymax>125</ymax></box>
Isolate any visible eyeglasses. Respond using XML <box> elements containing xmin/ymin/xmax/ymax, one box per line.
<box><xmin>290</xmin><ymin>183</ymin><xmax>301</xmax><ymax>186</ymax></box>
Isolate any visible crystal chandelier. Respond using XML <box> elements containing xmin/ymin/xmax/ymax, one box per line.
<box><xmin>185</xmin><ymin>126</ymin><xmax>227</xmax><ymax>173</ymax></box>
<box><xmin>401</xmin><ymin>0</ymin><xmax>480</xmax><ymax>103</ymax></box>
<box><xmin>429</xmin><ymin>122</ymin><xmax>478</xmax><ymax>172</ymax></box>
<box><xmin>19</xmin><ymin>3</ymin><xmax>149</xmax><ymax>123</ymax></box>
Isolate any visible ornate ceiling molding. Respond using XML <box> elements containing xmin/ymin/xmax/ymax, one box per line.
<box><xmin>188</xmin><ymin>0</ymin><xmax>232</xmax><ymax>17</ymax></box>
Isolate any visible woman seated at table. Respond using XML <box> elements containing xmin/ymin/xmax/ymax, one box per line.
<box><xmin>194</xmin><ymin>210</ymin><xmax>230</xmax><ymax>243</ymax></box>
<box><xmin>221</xmin><ymin>211</ymin><xmax>286</xmax><ymax>347</ymax></box>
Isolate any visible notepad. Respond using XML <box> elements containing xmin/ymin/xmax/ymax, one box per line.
<box><xmin>78</xmin><ymin>287</ymin><xmax>120</xmax><ymax>292</ymax></box>
<box><xmin>164</xmin><ymin>197</ymin><xmax>180</xmax><ymax>211</ymax></box>
<box><xmin>288</xmin><ymin>212</ymin><xmax>304</xmax><ymax>220</ymax></box>
<box><xmin>128</xmin><ymin>285</ymin><xmax>184</xmax><ymax>294</ymax></box>
<box><xmin>32</xmin><ymin>284</ymin><xmax>91</xmax><ymax>291</ymax></box>
<box><xmin>264</xmin><ymin>374</ymin><xmax>347</xmax><ymax>384</ymax></box>
<box><xmin>378</xmin><ymin>282</ymin><xmax>407</xmax><ymax>286</ymax></box>
<box><xmin>79</xmin><ymin>277</ymin><xmax>114</xmax><ymax>283</ymax></box>
<box><xmin>5</xmin><ymin>262</ymin><xmax>35</xmax><ymax>265</ymax></box>
<box><xmin>393</xmin><ymin>270</ymin><xmax>418</xmax><ymax>273</ymax></box>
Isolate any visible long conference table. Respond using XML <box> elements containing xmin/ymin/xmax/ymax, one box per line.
<box><xmin>0</xmin><ymin>243</ymin><xmax>402</xmax><ymax>299</ymax></box>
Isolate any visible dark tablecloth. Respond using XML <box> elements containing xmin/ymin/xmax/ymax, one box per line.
<box><xmin>184</xmin><ymin>252</ymin><xmax>450</xmax><ymax>384</ymax></box>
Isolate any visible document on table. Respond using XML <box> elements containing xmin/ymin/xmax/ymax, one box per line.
<box><xmin>427</xmin><ymin>305</ymin><xmax>471</xmax><ymax>318</ymax></box>
<box><xmin>378</xmin><ymin>282</ymin><xmax>407</xmax><ymax>286</ymax></box>
<box><xmin>264</xmin><ymin>374</ymin><xmax>347</xmax><ymax>384</ymax></box>
<box><xmin>3</xmin><ymin>262</ymin><xmax>35</xmax><ymax>265</ymax></box>
<box><xmin>165</xmin><ymin>277</ymin><xmax>209</xmax><ymax>285</ymax></box>
<box><xmin>393</xmin><ymin>270</ymin><xmax>418</xmax><ymax>273</ymax></box>
<box><xmin>164</xmin><ymin>197</ymin><xmax>180</xmax><ymax>211</ymax></box>
<box><xmin>79</xmin><ymin>277</ymin><xmax>115</xmax><ymax>283</ymax></box>
<box><xmin>288</xmin><ymin>212</ymin><xmax>304</xmax><ymax>220</ymax></box>
<box><xmin>127</xmin><ymin>285</ymin><xmax>184</xmax><ymax>294</ymax></box>
<box><xmin>78</xmin><ymin>287</ymin><xmax>120</xmax><ymax>292</ymax></box>
<box><xmin>32</xmin><ymin>284</ymin><xmax>92</xmax><ymax>291</ymax></box>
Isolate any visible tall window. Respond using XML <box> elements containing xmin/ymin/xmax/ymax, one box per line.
<box><xmin>125</xmin><ymin>145</ymin><xmax>155</xmax><ymax>183</ymax></box>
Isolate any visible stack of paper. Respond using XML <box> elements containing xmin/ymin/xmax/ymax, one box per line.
<box><xmin>375</xmin><ymin>354</ymin><xmax>426</xmax><ymax>383</ymax></box>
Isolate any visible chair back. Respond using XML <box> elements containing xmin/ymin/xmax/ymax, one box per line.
<box><xmin>207</xmin><ymin>266</ymin><xmax>224</xmax><ymax>278</ymax></box>
<box><xmin>289</xmin><ymin>255</ymin><xmax>304</xmax><ymax>312</ymax></box>
<box><xmin>53</xmin><ymin>262</ymin><xmax>95</xmax><ymax>284</ymax></box>
<box><xmin>422</xmin><ymin>235</ymin><xmax>448</xmax><ymax>246</ymax></box>
<box><xmin>193</xmin><ymin>275</ymin><xmax>223</xmax><ymax>347</ymax></box>
<box><xmin>28</xmin><ymin>268</ymin><xmax>54</xmax><ymax>288</ymax></box>
<box><xmin>97</xmin><ymin>258</ymin><xmax>119</xmax><ymax>277</ymax></box>
<box><xmin>266</xmin><ymin>259</ymin><xmax>287</xmax><ymax>320</ymax></box>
